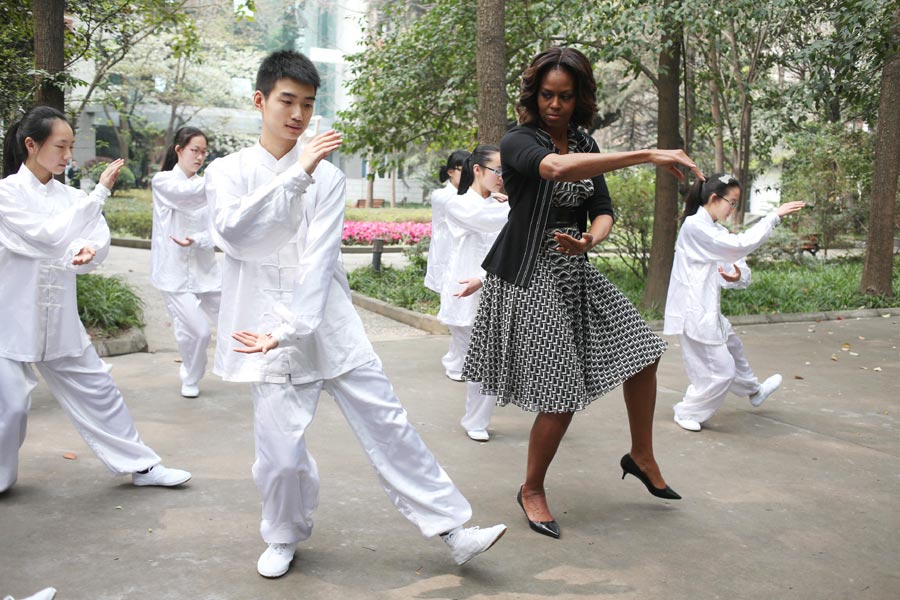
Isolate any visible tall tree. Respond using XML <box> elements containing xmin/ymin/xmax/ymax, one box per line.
<box><xmin>860</xmin><ymin>6</ymin><xmax>900</xmax><ymax>297</ymax></box>
<box><xmin>642</xmin><ymin>0</ymin><xmax>682</xmax><ymax>313</ymax></box>
<box><xmin>476</xmin><ymin>0</ymin><xmax>507</xmax><ymax>145</ymax></box>
<box><xmin>32</xmin><ymin>0</ymin><xmax>65</xmax><ymax>111</ymax></box>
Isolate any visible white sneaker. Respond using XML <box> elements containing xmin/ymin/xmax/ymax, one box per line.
<box><xmin>750</xmin><ymin>374</ymin><xmax>782</xmax><ymax>407</ymax></box>
<box><xmin>181</xmin><ymin>384</ymin><xmax>200</xmax><ymax>398</ymax></box>
<box><xmin>466</xmin><ymin>429</ymin><xmax>490</xmax><ymax>442</ymax></box>
<box><xmin>132</xmin><ymin>465</ymin><xmax>192</xmax><ymax>487</ymax></box>
<box><xmin>674</xmin><ymin>416</ymin><xmax>702</xmax><ymax>432</ymax></box>
<box><xmin>445</xmin><ymin>371</ymin><xmax>465</xmax><ymax>382</ymax></box>
<box><xmin>442</xmin><ymin>524</ymin><xmax>507</xmax><ymax>565</ymax></box>
<box><xmin>257</xmin><ymin>543</ymin><xmax>296</xmax><ymax>578</ymax></box>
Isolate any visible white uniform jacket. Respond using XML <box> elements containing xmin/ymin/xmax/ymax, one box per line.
<box><xmin>424</xmin><ymin>182</ymin><xmax>455</xmax><ymax>293</ymax></box>
<box><xmin>437</xmin><ymin>189</ymin><xmax>509</xmax><ymax>327</ymax></box>
<box><xmin>150</xmin><ymin>168</ymin><xmax>221</xmax><ymax>293</ymax></box>
<box><xmin>664</xmin><ymin>209</ymin><xmax>779</xmax><ymax>345</ymax></box>
<box><xmin>0</xmin><ymin>164</ymin><xmax>111</xmax><ymax>362</ymax></box>
<box><xmin>206</xmin><ymin>141</ymin><xmax>376</xmax><ymax>384</ymax></box>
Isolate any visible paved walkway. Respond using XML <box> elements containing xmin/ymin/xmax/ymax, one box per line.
<box><xmin>2</xmin><ymin>246</ymin><xmax>898</xmax><ymax>599</ymax></box>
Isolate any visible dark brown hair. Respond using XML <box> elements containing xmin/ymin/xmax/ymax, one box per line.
<box><xmin>516</xmin><ymin>47</ymin><xmax>598</xmax><ymax>130</ymax></box>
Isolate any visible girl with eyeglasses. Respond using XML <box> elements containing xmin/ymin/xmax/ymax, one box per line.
<box><xmin>438</xmin><ymin>145</ymin><xmax>509</xmax><ymax>442</ymax></box>
<box><xmin>150</xmin><ymin>126</ymin><xmax>222</xmax><ymax>398</ymax></box>
<box><xmin>664</xmin><ymin>174</ymin><xmax>805</xmax><ymax>432</ymax></box>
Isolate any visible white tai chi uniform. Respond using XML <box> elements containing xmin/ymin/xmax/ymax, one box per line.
<box><xmin>664</xmin><ymin>210</ymin><xmax>783</xmax><ymax>423</ymax></box>
<box><xmin>206</xmin><ymin>141</ymin><xmax>472</xmax><ymax>544</ymax></box>
<box><xmin>437</xmin><ymin>189</ymin><xmax>508</xmax><ymax>432</ymax></box>
<box><xmin>150</xmin><ymin>168</ymin><xmax>221</xmax><ymax>386</ymax></box>
<box><xmin>0</xmin><ymin>165</ymin><xmax>160</xmax><ymax>492</ymax></box>
<box><xmin>424</xmin><ymin>183</ymin><xmax>465</xmax><ymax>378</ymax></box>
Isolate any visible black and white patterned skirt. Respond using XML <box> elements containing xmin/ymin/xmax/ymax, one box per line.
<box><xmin>463</xmin><ymin>228</ymin><xmax>667</xmax><ymax>413</ymax></box>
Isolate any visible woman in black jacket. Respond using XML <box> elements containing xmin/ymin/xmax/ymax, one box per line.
<box><xmin>462</xmin><ymin>46</ymin><xmax>704</xmax><ymax>538</ymax></box>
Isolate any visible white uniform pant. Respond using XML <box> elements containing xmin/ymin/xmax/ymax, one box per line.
<box><xmin>251</xmin><ymin>358</ymin><xmax>472</xmax><ymax>544</ymax></box>
<box><xmin>673</xmin><ymin>326</ymin><xmax>761</xmax><ymax>423</ymax></box>
<box><xmin>448</xmin><ymin>326</ymin><xmax>495</xmax><ymax>432</ymax></box>
<box><xmin>161</xmin><ymin>290</ymin><xmax>221</xmax><ymax>386</ymax></box>
<box><xmin>441</xmin><ymin>325</ymin><xmax>469</xmax><ymax>380</ymax></box>
<box><xmin>0</xmin><ymin>347</ymin><xmax>160</xmax><ymax>492</ymax></box>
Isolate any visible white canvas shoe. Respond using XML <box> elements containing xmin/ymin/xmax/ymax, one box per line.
<box><xmin>445</xmin><ymin>371</ymin><xmax>465</xmax><ymax>382</ymax></box>
<box><xmin>674</xmin><ymin>416</ymin><xmax>702</xmax><ymax>432</ymax></box>
<box><xmin>466</xmin><ymin>429</ymin><xmax>490</xmax><ymax>442</ymax></box>
<box><xmin>750</xmin><ymin>374</ymin><xmax>782</xmax><ymax>407</ymax></box>
<box><xmin>181</xmin><ymin>384</ymin><xmax>200</xmax><ymax>398</ymax></box>
<box><xmin>442</xmin><ymin>524</ymin><xmax>507</xmax><ymax>565</ymax></box>
<box><xmin>257</xmin><ymin>543</ymin><xmax>296</xmax><ymax>578</ymax></box>
<box><xmin>132</xmin><ymin>465</ymin><xmax>192</xmax><ymax>487</ymax></box>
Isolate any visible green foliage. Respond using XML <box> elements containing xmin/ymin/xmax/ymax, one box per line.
<box><xmin>76</xmin><ymin>274</ymin><xmax>145</xmax><ymax>333</ymax></box>
<box><xmin>0</xmin><ymin>0</ymin><xmax>34</xmax><ymax>127</ymax></box>
<box><xmin>344</xmin><ymin>205</ymin><xmax>433</xmax><ymax>223</ymax></box>
<box><xmin>348</xmin><ymin>261</ymin><xmax>439</xmax><ymax>316</ymax></box>
<box><xmin>595</xmin><ymin>168</ymin><xmax>655</xmax><ymax>278</ymax></box>
<box><xmin>780</xmin><ymin>123</ymin><xmax>875</xmax><ymax>251</ymax></box>
<box><xmin>88</xmin><ymin>162</ymin><xmax>136</xmax><ymax>193</ymax></box>
<box><xmin>103</xmin><ymin>193</ymin><xmax>153</xmax><ymax>238</ymax></box>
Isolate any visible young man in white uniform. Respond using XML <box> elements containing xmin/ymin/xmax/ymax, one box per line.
<box><xmin>0</xmin><ymin>106</ymin><xmax>191</xmax><ymax>493</ymax></box>
<box><xmin>205</xmin><ymin>51</ymin><xmax>506</xmax><ymax>579</ymax></box>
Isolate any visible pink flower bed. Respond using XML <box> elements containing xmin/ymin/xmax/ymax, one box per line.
<box><xmin>342</xmin><ymin>221</ymin><xmax>431</xmax><ymax>246</ymax></box>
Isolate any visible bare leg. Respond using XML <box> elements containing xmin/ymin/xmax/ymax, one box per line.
<box><xmin>623</xmin><ymin>359</ymin><xmax>668</xmax><ymax>489</ymax></box>
<box><xmin>521</xmin><ymin>411</ymin><xmax>574</xmax><ymax>521</ymax></box>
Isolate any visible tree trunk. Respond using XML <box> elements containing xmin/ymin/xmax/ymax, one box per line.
<box><xmin>642</xmin><ymin>6</ymin><xmax>682</xmax><ymax>314</ymax></box>
<box><xmin>734</xmin><ymin>100</ymin><xmax>752</xmax><ymax>224</ymax></box>
<box><xmin>860</xmin><ymin>10</ymin><xmax>900</xmax><ymax>297</ymax></box>
<box><xmin>476</xmin><ymin>0</ymin><xmax>507</xmax><ymax>145</ymax></box>
<box><xmin>707</xmin><ymin>38</ymin><xmax>725</xmax><ymax>173</ymax></box>
<box><xmin>33</xmin><ymin>0</ymin><xmax>66</xmax><ymax>112</ymax></box>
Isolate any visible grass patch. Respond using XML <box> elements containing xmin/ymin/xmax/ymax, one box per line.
<box><xmin>349</xmin><ymin>254</ymin><xmax>900</xmax><ymax>319</ymax></box>
<box><xmin>77</xmin><ymin>273</ymin><xmax>145</xmax><ymax>336</ymax></box>
<box><xmin>345</xmin><ymin>204</ymin><xmax>432</xmax><ymax>223</ymax></box>
<box><xmin>104</xmin><ymin>190</ymin><xmax>153</xmax><ymax>238</ymax></box>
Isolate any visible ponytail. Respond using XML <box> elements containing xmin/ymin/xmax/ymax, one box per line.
<box><xmin>161</xmin><ymin>126</ymin><xmax>207</xmax><ymax>172</ymax></box>
<box><xmin>456</xmin><ymin>144</ymin><xmax>499</xmax><ymax>195</ymax></box>
<box><xmin>681</xmin><ymin>172</ymin><xmax>740</xmax><ymax>222</ymax></box>
<box><xmin>3</xmin><ymin>106</ymin><xmax>69</xmax><ymax>178</ymax></box>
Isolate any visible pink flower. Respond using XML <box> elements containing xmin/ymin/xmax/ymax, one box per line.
<box><xmin>341</xmin><ymin>221</ymin><xmax>431</xmax><ymax>246</ymax></box>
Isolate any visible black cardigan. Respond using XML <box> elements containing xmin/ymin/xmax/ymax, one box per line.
<box><xmin>482</xmin><ymin>122</ymin><xmax>615</xmax><ymax>288</ymax></box>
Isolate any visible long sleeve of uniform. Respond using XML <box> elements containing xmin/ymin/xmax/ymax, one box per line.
<box><xmin>270</xmin><ymin>166</ymin><xmax>346</xmax><ymax>342</ymax></box>
<box><xmin>446</xmin><ymin>192</ymin><xmax>510</xmax><ymax>235</ymax></box>
<box><xmin>151</xmin><ymin>170</ymin><xmax>215</xmax><ymax>248</ymax></box>
<box><xmin>719</xmin><ymin>258</ymin><xmax>751</xmax><ymax>290</ymax></box>
<box><xmin>67</xmin><ymin>215</ymin><xmax>112</xmax><ymax>275</ymax></box>
<box><xmin>206</xmin><ymin>154</ymin><xmax>314</xmax><ymax>261</ymax></box>
<box><xmin>680</xmin><ymin>212</ymin><xmax>780</xmax><ymax>265</ymax></box>
<box><xmin>0</xmin><ymin>168</ymin><xmax>109</xmax><ymax>260</ymax></box>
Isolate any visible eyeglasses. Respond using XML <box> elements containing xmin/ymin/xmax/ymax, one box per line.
<box><xmin>716</xmin><ymin>194</ymin><xmax>739</xmax><ymax>209</ymax></box>
<box><xmin>478</xmin><ymin>164</ymin><xmax>502</xmax><ymax>177</ymax></box>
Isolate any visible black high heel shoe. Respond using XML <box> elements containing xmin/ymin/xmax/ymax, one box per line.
<box><xmin>620</xmin><ymin>454</ymin><xmax>681</xmax><ymax>500</ymax></box>
<box><xmin>517</xmin><ymin>485</ymin><xmax>561</xmax><ymax>539</ymax></box>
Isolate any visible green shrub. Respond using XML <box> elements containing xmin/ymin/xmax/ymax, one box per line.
<box><xmin>103</xmin><ymin>193</ymin><xmax>153</xmax><ymax>238</ymax></box>
<box><xmin>76</xmin><ymin>273</ymin><xmax>145</xmax><ymax>334</ymax></box>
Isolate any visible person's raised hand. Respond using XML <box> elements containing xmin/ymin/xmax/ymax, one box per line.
<box><xmin>232</xmin><ymin>331</ymin><xmax>280</xmax><ymax>354</ymax></box>
<box><xmin>98</xmin><ymin>158</ymin><xmax>126</xmax><ymax>190</ymax></box>
<box><xmin>649</xmin><ymin>149</ymin><xmax>705</xmax><ymax>182</ymax></box>
<box><xmin>553</xmin><ymin>231</ymin><xmax>593</xmax><ymax>256</ymax></box>
<box><xmin>72</xmin><ymin>245</ymin><xmax>96</xmax><ymax>265</ymax></box>
<box><xmin>775</xmin><ymin>201</ymin><xmax>806</xmax><ymax>217</ymax></box>
<box><xmin>299</xmin><ymin>130</ymin><xmax>343</xmax><ymax>176</ymax></box>
<box><xmin>491</xmin><ymin>192</ymin><xmax>508</xmax><ymax>203</ymax></box>
<box><xmin>718</xmin><ymin>263</ymin><xmax>741</xmax><ymax>283</ymax></box>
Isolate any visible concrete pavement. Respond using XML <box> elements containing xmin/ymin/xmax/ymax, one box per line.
<box><xmin>1</xmin><ymin>246</ymin><xmax>898</xmax><ymax>599</ymax></box>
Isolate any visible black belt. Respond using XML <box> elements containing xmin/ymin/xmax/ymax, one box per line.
<box><xmin>547</xmin><ymin>206</ymin><xmax>580</xmax><ymax>228</ymax></box>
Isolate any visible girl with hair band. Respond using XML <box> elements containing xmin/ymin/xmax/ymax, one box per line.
<box><xmin>0</xmin><ymin>106</ymin><xmax>191</xmax><ymax>492</ymax></box>
<box><xmin>439</xmin><ymin>145</ymin><xmax>509</xmax><ymax>442</ymax></box>
<box><xmin>463</xmin><ymin>46</ymin><xmax>704</xmax><ymax>538</ymax></box>
<box><xmin>664</xmin><ymin>174</ymin><xmax>805</xmax><ymax>432</ymax></box>
<box><xmin>151</xmin><ymin>126</ymin><xmax>221</xmax><ymax>398</ymax></box>
<box><xmin>425</xmin><ymin>149</ymin><xmax>471</xmax><ymax>380</ymax></box>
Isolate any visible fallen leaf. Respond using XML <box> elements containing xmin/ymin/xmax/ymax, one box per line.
<box><xmin>849</xmin><ymin>352</ymin><xmax>859</xmax><ymax>356</ymax></box>
<box><xmin>62</xmin><ymin>452</ymin><xmax>77</xmax><ymax>460</ymax></box>
<box><xmin>831</xmin><ymin>354</ymin><xmax>838</xmax><ymax>361</ymax></box>
<box><xmin>836</xmin><ymin>316</ymin><xmax>844</xmax><ymax>321</ymax></box>
<box><xmin>858</xmin><ymin>336</ymin><xmax>866</xmax><ymax>340</ymax></box>
<box><xmin>804</xmin><ymin>361</ymin><xmax>811</xmax><ymax>365</ymax></box>
<box><xmin>148</xmin><ymin>528</ymin><xmax>153</xmax><ymax>533</ymax></box>
<box><xmin>882</xmin><ymin>314</ymin><xmax>891</xmax><ymax>318</ymax></box>
<box><xmin>114</xmin><ymin>506</ymin><xmax>122</xmax><ymax>510</ymax></box>
<box><xmin>873</xmin><ymin>367</ymin><xmax>883</xmax><ymax>372</ymax></box>
<box><xmin>794</xmin><ymin>375</ymin><xmax>804</xmax><ymax>380</ymax></box>
<box><xmin>841</xmin><ymin>343</ymin><xmax>851</xmax><ymax>351</ymax></box>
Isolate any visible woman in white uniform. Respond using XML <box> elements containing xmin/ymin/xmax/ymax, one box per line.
<box><xmin>151</xmin><ymin>126</ymin><xmax>221</xmax><ymax>398</ymax></box>
<box><xmin>438</xmin><ymin>145</ymin><xmax>509</xmax><ymax>441</ymax></box>
<box><xmin>664</xmin><ymin>173</ymin><xmax>805</xmax><ymax>431</ymax></box>
<box><xmin>425</xmin><ymin>150</ymin><xmax>470</xmax><ymax>380</ymax></box>
<box><xmin>0</xmin><ymin>106</ymin><xmax>191</xmax><ymax>492</ymax></box>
